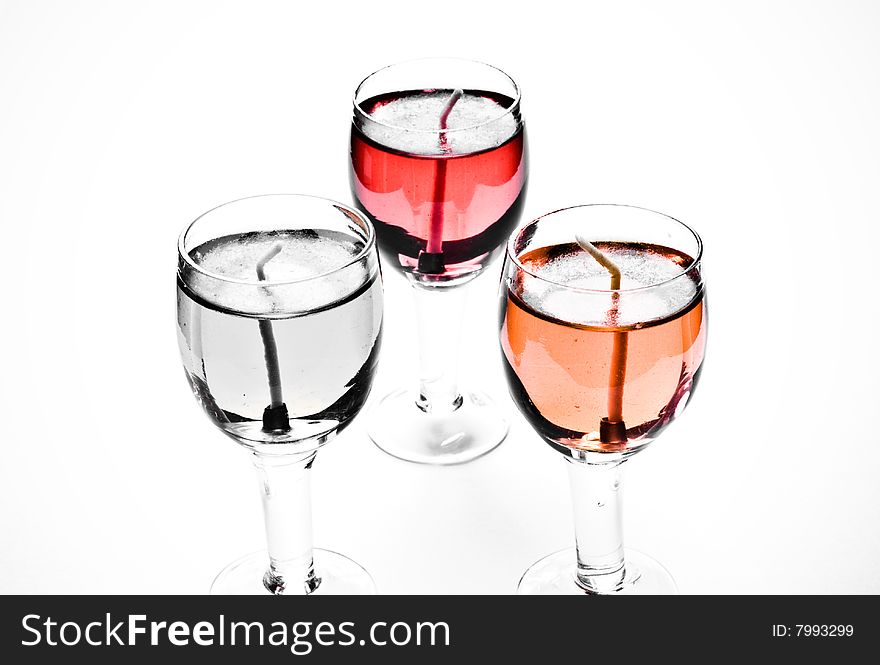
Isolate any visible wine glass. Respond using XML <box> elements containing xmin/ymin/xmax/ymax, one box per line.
<box><xmin>350</xmin><ymin>57</ymin><xmax>528</xmax><ymax>465</ymax></box>
<box><xmin>176</xmin><ymin>194</ymin><xmax>383</xmax><ymax>594</ymax></box>
<box><xmin>499</xmin><ymin>204</ymin><xmax>707</xmax><ymax>594</ymax></box>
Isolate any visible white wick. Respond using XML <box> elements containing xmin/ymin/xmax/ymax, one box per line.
<box><xmin>575</xmin><ymin>235</ymin><xmax>622</xmax><ymax>291</ymax></box>
<box><xmin>256</xmin><ymin>244</ymin><xmax>284</xmax><ymax>408</ymax></box>
<box><xmin>575</xmin><ymin>234</ymin><xmax>628</xmax><ymax>427</ymax></box>
<box><xmin>256</xmin><ymin>244</ymin><xmax>283</xmax><ymax>282</ymax></box>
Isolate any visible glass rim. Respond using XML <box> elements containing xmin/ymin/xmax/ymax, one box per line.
<box><xmin>506</xmin><ymin>203</ymin><xmax>704</xmax><ymax>295</ymax></box>
<box><xmin>352</xmin><ymin>56</ymin><xmax>522</xmax><ymax>135</ymax></box>
<box><xmin>177</xmin><ymin>193</ymin><xmax>377</xmax><ymax>287</ymax></box>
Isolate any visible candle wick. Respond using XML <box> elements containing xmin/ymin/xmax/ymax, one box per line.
<box><xmin>256</xmin><ymin>244</ymin><xmax>289</xmax><ymax>432</ymax></box>
<box><xmin>419</xmin><ymin>88</ymin><xmax>464</xmax><ymax>275</ymax></box>
<box><xmin>256</xmin><ymin>243</ymin><xmax>283</xmax><ymax>282</ymax></box>
<box><xmin>439</xmin><ymin>88</ymin><xmax>463</xmax><ymax>132</ymax></box>
<box><xmin>575</xmin><ymin>235</ymin><xmax>628</xmax><ymax>445</ymax></box>
<box><xmin>575</xmin><ymin>235</ymin><xmax>622</xmax><ymax>290</ymax></box>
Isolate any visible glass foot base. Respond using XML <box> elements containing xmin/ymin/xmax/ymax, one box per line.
<box><xmin>366</xmin><ymin>388</ymin><xmax>509</xmax><ymax>465</ymax></box>
<box><xmin>210</xmin><ymin>549</ymin><xmax>377</xmax><ymax>595</ymax></box>
<box><xmin>517</xmin><ymin>548</ymin><xmax>677</xmax><ymax>595</ymax></box>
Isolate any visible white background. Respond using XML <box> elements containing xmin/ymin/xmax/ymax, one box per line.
<box><xmin>1</xmin><ymin>0</ymin><xmax>878</xmax><ymax>594</ymax></box>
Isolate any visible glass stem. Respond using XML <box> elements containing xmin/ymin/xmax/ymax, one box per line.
<box><xmin>253</xmin><ymin>451</ymin><xmax>319</xmax><ymax>595</ymax></box>
<box><xmin>566</xmin><ymin>457</ymin><xmax>627</xmax><ymax>593</ymax></box>
<box><xmin>412</xmin><ymin>283</ymin><xmax>467</xmax><ymax>414</ymax></box>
